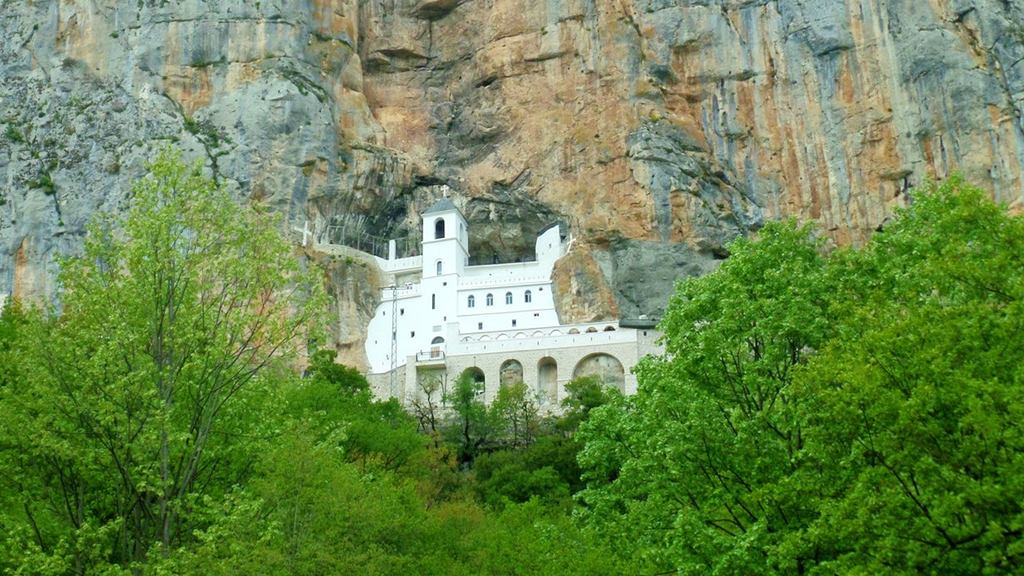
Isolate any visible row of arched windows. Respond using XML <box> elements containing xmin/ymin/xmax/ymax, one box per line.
<box><xmin>467</xmin><ymin>290</ymin><xmax>532</xmax><ymax>308</ymax></box>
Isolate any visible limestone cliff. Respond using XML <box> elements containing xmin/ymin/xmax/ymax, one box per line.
<box><xmin>2</xmin><ymin>1</ymin><xmax>1023</xmax><ymax>365</ymax></box>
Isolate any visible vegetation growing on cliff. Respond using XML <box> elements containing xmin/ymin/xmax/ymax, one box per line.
<box><xmin>0</xmin><ymin>153</ymin><xmax>1021</xmax><ymax>575</ymax></box>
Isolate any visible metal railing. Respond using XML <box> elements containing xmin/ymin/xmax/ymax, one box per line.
<box><xmin>416</xmin><ymin>350</ymin><xmax>446</xmax><ymax>362</ymax></box>
<box><xmin>321</xmin><ymin>225</ymin><xmax>420</xmax><ymax>260</ymax></box>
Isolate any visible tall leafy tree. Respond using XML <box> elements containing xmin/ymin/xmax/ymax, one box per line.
<box><xmin>578</xmin><ymin>177</ymin><xmax>1024</xmax><ymax>574</ymax></box>
<box><xmin>796</xmin><ymin>177</ymin><xmax>1024</xmax><ymax>573</ymax></box>
<box><xmin>577</xmin><ymin>220</ymin><xmax>833</xmax><ymax>574</ymax></box>
<box><xmin>0</xmin><ymin>148</ymin><xmax>324</xmax><ymax>570</ymax></box>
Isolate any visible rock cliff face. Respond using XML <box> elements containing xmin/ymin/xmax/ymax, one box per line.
<box><xmin>2</xmin><ymin>1</ymin><xmax>1023</xmax><ymax>364</ymax></box>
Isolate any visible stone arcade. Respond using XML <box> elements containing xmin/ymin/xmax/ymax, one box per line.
<box><xmin>361</xmin><ymin>198</ymin><xmax>662</xmax><ymax>408</ymax></box>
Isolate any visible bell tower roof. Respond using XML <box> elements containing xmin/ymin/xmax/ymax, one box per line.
<box><xmin>423</xmin><ymin>197</ymin><xmax>459</xmax><ymax>215</ymax></box>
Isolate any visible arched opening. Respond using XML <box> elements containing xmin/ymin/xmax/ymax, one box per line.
<box><xmin>500</xmin><ymin>359</ymin><xmax>524</xmax><ymax>388</ymax></box>
<box><xmin>486</xmin><ymin>293</ymin><xmax>494</xmax><ymax>306</ymax></box>
<box><xmin>586</xmin><ymin>327</ymin><xmax>598</xmax><ymax>333</ymax></box>
<box><xmin>573</xmin><ymin>353</ymin><xmax>625</xmax><ymax>393</ymax></box>
<box><xmin>460</xmin><ymin>367</ymin><xmax>486</xmax><ymax>392</ymax></box>
<box><xmin>467</xmin><ymin>295</ymin><xmax>475</xmax><ymax>308</ymax></box>
<box><xmin>436</xmin><ymin>260</ymin><xmax>443</xmax><ymax>275</ymax></box>
<box><xmin>604</xmin><ymin>325</ymin><xmax>616</xmax><ymax>332</ymax></box>
<box><xmin>430</xmin><ymin>336</ymin><xmax>445</xmax><ymax>359</ymax></box>
<box><xmin>505</xmin><ymin>291</ymin><xmax>513</xmax><ymax>304</ymax></box>
<box><xmin>538</xmin><ymin>357</ymin><xmax>557</xmax><ymax>403</ymax></box>
<box><xmin>434</xmin><ymin>217</ymin><xmax>446</xmax><ymax>239</ymax></box>
<box><xmin>568</xmin><ymin>328</ymin><xmax>580</xmax><ymax>335</ymax></box>
<box><xmin>524</xmin><ymin>290</ymin><xmax>532</xmax><ymax>303</ymax></box>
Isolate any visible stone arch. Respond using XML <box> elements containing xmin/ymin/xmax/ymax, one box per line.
<box><xmin>514</xmin><ymin>332</ymin><xmax>528</xmax><ymax>339</ymax></box>
<box><xmin>538</xmin><ymin>357</ymin><xmax>557</xmax><ymax>403</ymax></box>
<box><xmin>461</xmin><ymin>367</ymin><xmax>485</xmax><ymax>390</ymax></box>
<box><xmin>532</xmin><ymin>331</ymin><xmax>545</xmax><ymax>337</ymax></box>
<box><xmin>434</xmin><ymin>217</ymin><xmax>445</xmax><ymax>239</ymax></box>
<box><xmin>573</xmin><ymin>353</ymin><xmax>625</xmax><ymax>392</ymax></box>
<box><xmin>568</xmin><ymin>328</ymin><xmax>580</xmax><ymax>335</ymax></box>
<box><xmin>604</xmin><ymin>325</ymin><xmax>616</xmax><ymax>331</ymax></box>
<box><xmin>586</xmin><ymin>326</ymin><xmax>599</xmax><ymax>333</ymax></box>
<box><xmin>496</xmin><ymin>333</ymin><xmax>510</xmax><ymax>341</ymax></box>
<box><xmin>500</xmin><ymin>359</ymin><xmax>524</xmax><ymax>387</ymax></box>
<box><xmin>550</xmin><ymin>329</ymin><xmax>563</xmax><ymax>336</ymax></box>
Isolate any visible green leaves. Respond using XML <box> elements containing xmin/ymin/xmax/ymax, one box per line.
<box><xmin>578</xmin><ymin>177</ymin><xmax>1024</xmax><ymax>574</ymax></box>
<box><xmin>0</xmin><ymin>147</ymin><xmax>325</xmax><ymax>571</ymax></box>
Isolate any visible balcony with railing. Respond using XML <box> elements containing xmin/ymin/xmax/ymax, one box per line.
<box><xmin>415</xmin><ymin>349</ymin><xmax>446</xmax><ymax>365</ymax></box>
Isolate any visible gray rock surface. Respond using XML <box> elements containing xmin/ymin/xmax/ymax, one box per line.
<box><xmin>2</xmin><ymin>0</ymin><xmax>1023</xmax><ymax>367</ymax></box>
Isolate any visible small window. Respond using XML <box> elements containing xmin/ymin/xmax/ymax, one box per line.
<box><xmin>524</xmin><ymin>290</ymin><xmax>532</xmax><ymax>303</ymax></box>
<box><xmin>431</xmin><ymin>294</ymin><xmax>436</xmax><ymax>309</ymax></box>
<box><xmin>400</xmin><ymin>308</ymin><xmax>405</xmax><ymax>315</ymax></box>
<box><xmin>436</xmin><ymin>260</ymin><xmax>443</xmax><ymax>275</ymax></box>
<box><xmin>468</xmin><ymin>295</ymin><xmax>475</xmax><ymax>308</ymax></box>
<box><xmin>478</xmin><ymin>322</ymin><xmax>483</xmax><ymax>330</ymax></box>
<box><xmin>434</xmin><ymin>218</ymin><xmax>445</xmax><ymax>239</ymax></box>
<box><xmin>431</xmin><ymin>336</ymin><xmax>445</xmax><ymax>344</ymax></box>
<box><xmin>512</xmin><ymin>319</ymin><xmax>517</xmax><ymax>327</ymax></box>
<box><xmin>505</xmin><ymin>292</ymin><xmax>513</xmax><ymax>305</ymax></box>
<box><xmin>410</xmin><ymin>331</ymin><xmax>415</xmax><ymax>337</ymax></box>
<box><xmin>486</xmin><ymin>293</ymin><xmax>494</xmax><ymax>306</ymax></box>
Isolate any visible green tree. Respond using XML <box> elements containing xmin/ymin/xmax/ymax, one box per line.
<box><xmin>490</xmin><ymin>381</ymin><xmax>540</xmax><ymax>448</ymax></box>
<box><xmin>558</xmin><ymin>375</ymin><xmax>616</xmax><ymax>433</ymax></box>
<box><xmin>795</xmin><ymin>177</ymin><xmax>1024</xmax><ymax>573</ymax></box>
<box><xmin>445</xmin><ymin>372</ymin><xmax>492</xmax><ymax>465</ymax></box>
<box><xmin>578</xmin><ymin>177</ymin><xmax>1024</xmax><ymax>574</ymax></box>
<box><xmin>0</xmin><ymin>148</ymin><xmax>324</xmax><ymax>570</ymax></box>
<box><xmin>577</xmin><ymin>220</ymin><xmax>832</xmax><ymax>574</ymax></box>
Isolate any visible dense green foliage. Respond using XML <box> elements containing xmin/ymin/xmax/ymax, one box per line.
<box><xmin>577</xmin><ymin>176</ymin><xmax>1024</xmax><ymax>574</ymax></box>
<box><xmin>1</xmin><ymin>152</ymin><xmax>1020</xmax><ymax>575</ymax></box>
<box><xmin>0</xmin><ymin>150</ymin><xmax>626</xmax><ymax>575</ymax></box>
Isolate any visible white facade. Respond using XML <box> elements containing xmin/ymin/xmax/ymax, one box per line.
<box><xmin>362</xmin><ymin>199</ymin><xmax>661</xmax><ymax>404</ymax></box>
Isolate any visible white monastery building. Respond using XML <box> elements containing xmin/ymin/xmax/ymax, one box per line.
<box><xmin>361</xmin><ymin>198</ymin><xmax>662</xmax><ymax>407</ymax></box>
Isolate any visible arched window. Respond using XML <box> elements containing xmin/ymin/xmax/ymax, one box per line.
<box><xmin>431</xmin><ymin>336</ymin><xmax>445</xmax><ymax>344</ymax></box>
<box><xmin>434</xmin><ymin>217</ymin><xmax>445</xmax><ymax>239</ymax></box>
<box><xmin>467</xmin><ymin>295</ymin><xmax>475</xmax><ymax>308</ymax></box>
<box><xmin>431</xmin><ymin>294</ymin><xmax>436</xmax><ymax>309</ymax></box>
<box><xmin>524</xmin><ymin>290</ymin><xmax>532</xmax><ymax>303</ymax></box>
<box><xmin>436</xmin><ymin>260</ymin><xmax>443</xmax><ymax>275</ymax></box>
<box><xmin>505</xmin><ymin>291</ymin><xmax>513</xmax><ymax>305</ymax></box>
<box><xmin>486</xmin><ymin>293</ymin><xmax>494</xmax><ymax>306</ymax></box>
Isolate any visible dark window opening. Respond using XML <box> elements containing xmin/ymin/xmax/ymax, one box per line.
<box><xmin>434</xmin><ymin>218</ymin><xmax>446</xmax><ymax>239</ymax></box>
